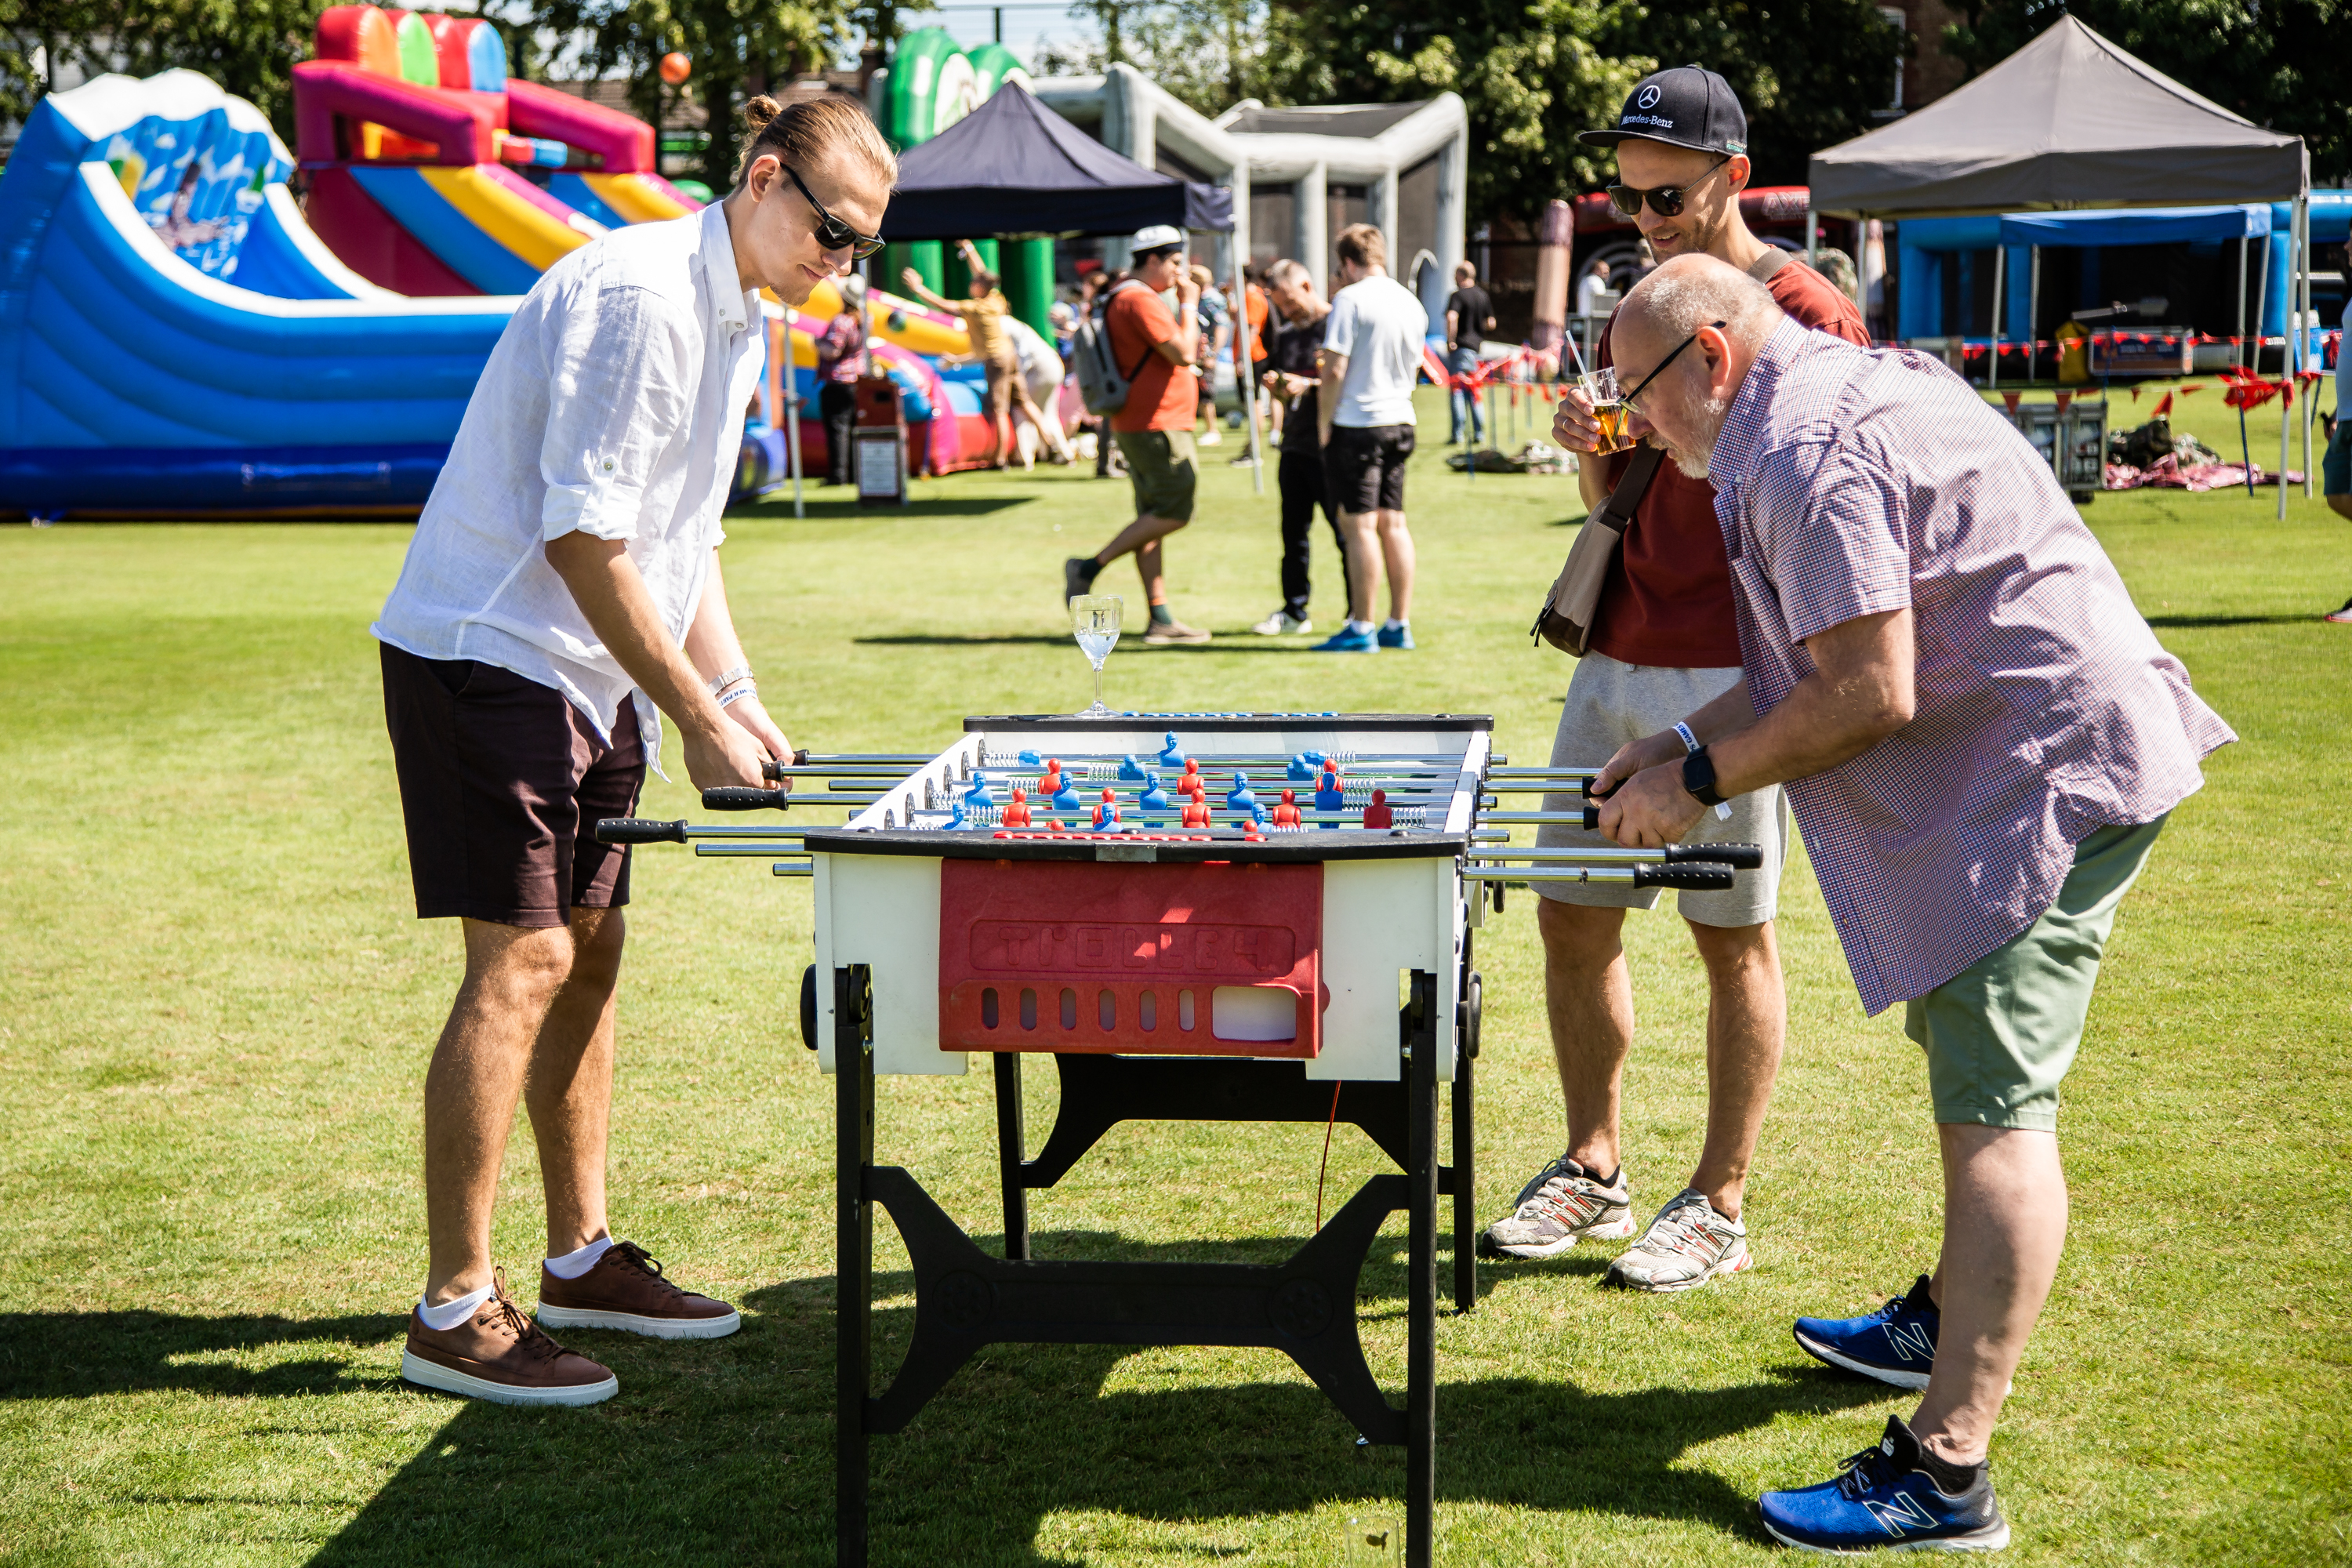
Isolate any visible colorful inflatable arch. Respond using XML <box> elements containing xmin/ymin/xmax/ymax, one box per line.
<box><xmin>0</xmin><ymin>70</ymin><xmax>513</xmax><ymax>516</ymax></box>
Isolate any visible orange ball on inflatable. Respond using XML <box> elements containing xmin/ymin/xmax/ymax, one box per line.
<box><xmin>659</xmin><ymin>51</ymin><xmax>691</xmax><ymax>85</ymax></box>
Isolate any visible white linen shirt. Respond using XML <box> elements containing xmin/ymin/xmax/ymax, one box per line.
<box><xmin>373</xmin><ymin>198</ymin><xmax>763</xmax><ymax>771</ymax></box>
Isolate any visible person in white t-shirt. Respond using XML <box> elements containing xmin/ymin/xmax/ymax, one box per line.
<box><xmin>1313</xmin><ymin>223</ymin><xmax>1430</xmax><ymax>652</ymax></box>
<box><xmin>370</xmin><ymin>96</ymin><xmax>895</xmax><ymax>1407</ymax></box>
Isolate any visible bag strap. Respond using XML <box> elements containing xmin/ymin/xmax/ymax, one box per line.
<box><xmin>1102</xmin><ymin>279</ymin><xmax>1159</xmax><ymax>383</ymax></box>
<box><xmin>1594</xmin><ymin>442</ymin><xmax>1665</xmax><ymax>532</ymax></box>
<box><xmin>1746</xmin><ymin>248</ymin><xmax>1793</xmax><ymax>284</ymax></box>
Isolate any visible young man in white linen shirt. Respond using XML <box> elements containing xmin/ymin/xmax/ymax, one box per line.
<box><xmin>1312</xmin><ymin>223</ymin><xmax>1430</xmax><ymax>654</ymax></box>
<box><xmin>371</xmin><ymin>96</ymin><xmax>894</xmax><ymax>1406</ymax></box>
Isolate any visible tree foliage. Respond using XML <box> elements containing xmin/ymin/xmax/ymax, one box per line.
<box><xmin>1944</xmin><ymin>0</ymin><xmax>2351</xmax><ymax>183</ymax></box>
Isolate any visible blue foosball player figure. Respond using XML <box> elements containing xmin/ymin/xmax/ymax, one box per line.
<box><xmin>1138</xmin><ymin>774</ymin><xmax>1172</xmax><ymax>812</ymax></box>
<box><xmin>1092</xmin><ymin>789</ymin><xmax>1120</xmax><ymax>830</ymax></box>
<box><xmin>1314</xmin><ymin>764</ymin><xmax>1346</xmax><ymax>813</ymax></box>
<box><xmin>1156</xmin><ymin>731</ymin><xmax>1187</xmax><ymax>768</ymax></box>
<box><xmin>1225</xmin><ymin>772</ymin><xmax>1258</xmax><ymax>812</ymax></box>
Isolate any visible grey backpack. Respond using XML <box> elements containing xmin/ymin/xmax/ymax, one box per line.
<box><xmin>1073</xmin><ymin>280</ymin><xmax>1156</xmax><ymax>416</ymax></box>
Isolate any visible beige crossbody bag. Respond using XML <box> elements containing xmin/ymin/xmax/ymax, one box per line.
<box><xmin>1530</xmin><ymin>248</ymin><xmax>1791</xmax><ymax>656</ymax></box>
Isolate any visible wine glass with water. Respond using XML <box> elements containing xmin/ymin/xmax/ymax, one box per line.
<box><xmin>1070</xmin><ymin>594</ymin><xmax>1123</xmax><ymax>716</ymax></box>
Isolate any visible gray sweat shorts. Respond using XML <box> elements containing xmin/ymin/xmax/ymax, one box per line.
<box><xmin>1533</xmin><ymin>650</ymin><xmax>1791</xmax><ymax>927</ymax></box>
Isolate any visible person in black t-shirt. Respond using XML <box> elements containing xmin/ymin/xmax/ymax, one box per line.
<box><xmin>1248</xmin><ymin>259</ymin><xmax>1352</xmax><ymax>636</ymax></box>
<box><xmin>1444</xmin><ymin>260</ymin><xmax>1496</xmax><ymax>445</ymax></box>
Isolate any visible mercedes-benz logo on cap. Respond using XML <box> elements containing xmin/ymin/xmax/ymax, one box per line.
<box><xmin>1636</xmin><ymin>85</ymin><xmax>1663</xmax><ymax>108</ymax></box>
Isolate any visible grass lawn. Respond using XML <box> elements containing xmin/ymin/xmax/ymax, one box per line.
<box><xmin>1</xmin><ymin>385</ymin><xmax>2346</xmax><ymax>1566</ymax></box>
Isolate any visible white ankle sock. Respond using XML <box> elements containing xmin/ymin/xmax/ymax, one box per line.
<box><xmin>1347</xmin><ymin>619</ymin><xmax>1374</xmax><ymax>634</ymax></box>
<box><xmin>417</xmin><ymin>1283</ymin><xmax>493</xmax><ymax>1331</ymax></box>
<box><xmin>1383</xmin><ymin>618</ymin><xmax>1408</xmax><ymax>632</ymax></box>
<box><xmin>543</xmin><ymin>1235</ymin><xmax>613</xmax><ymax>1280</ymax></box>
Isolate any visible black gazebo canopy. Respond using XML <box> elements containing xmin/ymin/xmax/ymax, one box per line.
<box><xmin>883</xmin><ymin>82</ymin><xmax>1233</xmax><ymax>240</ymax></box>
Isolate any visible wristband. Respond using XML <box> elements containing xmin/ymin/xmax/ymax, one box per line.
<box><xmin>708</xmin><ymin>664</ymin><xmax>753</xmax><ymax>696</ymax></box>
<box><xmin>717</xmin><ymin>681</ymin><xmax>759</xmax><ymax>710</ymax></box>
<box><xmin>1672</xmin><ymin>721</ymin><xmax>1700</xmax><ymax>755</ymax></box>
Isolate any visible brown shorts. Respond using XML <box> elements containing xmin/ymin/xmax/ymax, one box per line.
<box><xmin>379</xmin><ymin>642</ymin><xmax>645</xmax><ymax>927</ymax></box>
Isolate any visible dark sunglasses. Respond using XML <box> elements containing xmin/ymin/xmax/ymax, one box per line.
<box><xmin>781</xmin><ymin>164</ymin><xmax>884</xmax><ymax>260</ymax></box>
<box><xmin>1620</xmin><ymin>321</ymin><xmax>1728</xmax><ymax>411</ymax></box>
<box><xmin>1606</xmin><ymin>158</ymin><xmax>1730</xmax><ymax>220</ymax></box>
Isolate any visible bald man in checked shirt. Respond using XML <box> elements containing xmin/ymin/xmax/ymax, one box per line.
<box><xmin>1590</xmin><ymin>255</ymin><xmax>2233</xmax><ymax>1553</ymax></box>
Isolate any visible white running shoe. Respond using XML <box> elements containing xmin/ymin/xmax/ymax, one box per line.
<box><xmin>1484</xmin><ymin>1154</ymin><xmax>1634</xmax><ymax>1259</ymax></box>
<box><xmin>1606</xmin><ymin>1189</ymin><xmax>1752</xmax><ymax>1292</ymax></box>
<box><xmin>1250</xmin><ymin>609</ymin><xmax>1312</xmax><ymax>636</ymax></box>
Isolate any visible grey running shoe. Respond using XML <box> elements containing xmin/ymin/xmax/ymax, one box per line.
<box><xmin>1483</xmin><ymin>1153</ymin><xmax>1634</xmax><ymax>1259</ymax></box>
<box><xmin>1606</xmin><ymin>1188</ymin><xmax>1752</xmax><ymax>1293</ymax></box>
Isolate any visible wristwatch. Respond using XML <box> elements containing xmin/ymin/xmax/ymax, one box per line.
<box><xmin>1681</xmin><ymin>745</ymin><xmax>1726</xmax><ymax>808</ymax></box>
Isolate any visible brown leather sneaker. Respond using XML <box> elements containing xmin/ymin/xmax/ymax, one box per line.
<box><xmin>535</xmin><ymin>1240</ymin><xmax>741</xmax><ymax>1340</ymax></box>
<box><xmin>401</xmin><ymin>1270</ymin><xmax>618</xmax><ymax>1406</ymax></box>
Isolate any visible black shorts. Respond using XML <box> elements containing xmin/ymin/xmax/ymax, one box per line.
<box><xmin>1323</xmin><ymin>423</ymin><xmax>1414</xmax><ymax>514</ymax></box>
<box><xmin>379</xmin><ymin>643</ymin><xmax>644</xmax><ymax>928</ymax></box>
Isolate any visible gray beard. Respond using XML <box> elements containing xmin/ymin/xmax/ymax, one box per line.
<box><xmin>1668</xmin><ymin>393</ymin><xmax>1732</xmax><ymax>479</ymax></box>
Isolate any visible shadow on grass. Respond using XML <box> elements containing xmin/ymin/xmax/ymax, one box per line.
<box><xmin>730</xmin><ymin>495</ymin><xmax>1035</xmax><ymax>521</ymax></box>
<box><xmin>0</xmin><ymin>1243</ymin><xmax>1888</xmax><ymax>1565</ymax></box>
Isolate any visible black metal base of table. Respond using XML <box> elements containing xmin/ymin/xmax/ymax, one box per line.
<box><xmin>833</xmin><ymin>958</ymin><xmax>1480</xmax><ymax>1567</ymax></box>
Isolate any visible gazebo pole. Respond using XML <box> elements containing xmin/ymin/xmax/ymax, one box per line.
<box><xmin>1990</xmin><ymin>245</ymin><xmax>2004</xmax><ymax>390</ymax></box>
<box><xmin>1805</xmin><ymin>202</ymin><xmax>1817</xmax><ymax>267</ymax></box>
<box><xmin>2236</xmin><ymin>232</ymin><xmax>2248</xmax><ymax>372</ymax></box>
<box><xmin>2278</xmin><ymin>204</ymin><xmax>2294</xmax><ymax>521</ymax></box>
<box><xmin>2028</xmin><ymin>247</ymin><xmax>2039</xmax><ymax>382</ymax></box>
<box><xmin>2300</xmin><ymin>195</ymin><xmax>2314</xmax><ymax>498</ymax></box>
<box><xmin>784</xmin><ymin>307</ymin><xmax>804</xmax><ymax>519</ymax></box>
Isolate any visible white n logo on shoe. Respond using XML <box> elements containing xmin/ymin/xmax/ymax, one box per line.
<box><xmin>1863</xmin><ymin>1490</ymin><xmax>1938</xmax><ymax>1539</ymax></box>
<box><xmin>1883</xmin><ymin>1321</ymin><xmax>1936</xmax><ymax>1363</ymax></box>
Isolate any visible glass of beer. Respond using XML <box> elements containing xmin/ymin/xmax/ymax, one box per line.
<box><xmin>1579</xmin><ymin>368</ymin><xmax>1633</xmax><ymax>454</ymax></box>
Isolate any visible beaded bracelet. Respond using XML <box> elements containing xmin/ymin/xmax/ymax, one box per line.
<box><xmin>707</xmin><ymin>664</ymin><xmax>753</xmax><ymax>697</ymax></box>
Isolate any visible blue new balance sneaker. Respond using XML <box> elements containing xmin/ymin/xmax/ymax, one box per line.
<box><xmin>1377</xmin><ymin>622</ymin><xmax>1415</xmax><ymax>650</ymax></box>
<box><xmin>1312</xmin><ymin>625</ymin><xmax>1378</xmax><ymax>653</ymax></box>
<box><xmin>1794</xmin><ymin>1274</ymin><xmax>1939</xmax><ymax>1390</ymax></box>
<box><xmin>1760</xmin><ymin>1417</ymin><xmax>2008</xmax><ymax>1553</ymax></box>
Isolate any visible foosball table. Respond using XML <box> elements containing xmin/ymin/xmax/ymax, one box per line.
<box><xmin>597</xmin><ymin>713</ymin><xmax>1757</xmax><ymax>1566</ymax></box>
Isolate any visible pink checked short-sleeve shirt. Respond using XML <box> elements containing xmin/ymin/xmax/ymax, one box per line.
<box><xmin>1708</xmin><ymin>321</ymin><xmax>2235</xmax><ymax>1015</ymax></box>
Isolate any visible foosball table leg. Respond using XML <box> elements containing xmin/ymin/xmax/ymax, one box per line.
<box><xmin>1454</xmin><ymin>963</ymin><xmax>1481</xmax><ymax>1316</ymax></box>
<box><xmin>994</xmin><ymin>1053</ymin><xmax>1029</xmax><ymax>1261</ymax></box>
<box><xmin>836</xmin><ymin>966</ymin><xmax>875</xmax><ymax>1568</ymax></box>
<box><xmin>1406</xmin><ymin>968</ymin><xmax>1439</xmax><ymax>1568</ymax></box>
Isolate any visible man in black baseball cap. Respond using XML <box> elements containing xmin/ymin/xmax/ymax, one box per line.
<box><xmin>1489</xmin><ymin>63</ymin><xmax>1871</xmax><ymax>1307</ymax></box>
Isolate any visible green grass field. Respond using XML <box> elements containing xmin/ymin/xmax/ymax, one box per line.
<box><xmin>2</xmin><ymin>386</ymin><xmax>2347</xmax><ymax>1566</ymax></box>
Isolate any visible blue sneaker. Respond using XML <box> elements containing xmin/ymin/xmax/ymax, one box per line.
<box><xmin>1312</xmin><ymin>626</ymin><xmax>1378</xmax><ymax>653</ymax></box>
<box><xmin>1795</xmin><ymin>1274</ymin><xmax>1939</xmax><ymax>1391</ymax></box>
<box><xmin>1760</xmin><ymin>1417</ymin><xmax>2008</xmax><ymax>1553</ymax></box>
<box><xmin>1377</xmin><ymin>622</ymin><xmax>1415</xmax><ymax>650</ymax></box>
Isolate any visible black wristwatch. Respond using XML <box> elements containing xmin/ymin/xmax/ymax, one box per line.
<box><xmin>1682</xmin><ymin>746</ymin><xmax>1726</xmax><ymax>808</ymax></box>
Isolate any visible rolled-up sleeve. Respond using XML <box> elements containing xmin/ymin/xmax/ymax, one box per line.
<box><xmin>539</xmin><ymin>285</ymin><xmax>695</xmax><ymax>542</ymax></box>
<box><xmin>1759</xmin><ymin>442</ymin><xmax>1913</xmax><ymax>645</ymax></box>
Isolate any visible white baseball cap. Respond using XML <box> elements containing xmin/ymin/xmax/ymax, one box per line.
<box><xmin>1131</xmin><ymin>223</ymin><xmax>1185</xmax><ymax>254</ymax></box>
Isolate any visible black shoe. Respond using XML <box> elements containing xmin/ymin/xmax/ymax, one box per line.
<box><xmin>1064</xmin><ymin>557</ymin><xmax>1101</xmax><ymax>605</ymax></box>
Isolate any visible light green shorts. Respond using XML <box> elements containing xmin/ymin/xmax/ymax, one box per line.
<box><xmin>1904</xmin><ymin>818</ymin><xmax>2165</xmax><ymax>1131</ymax></box>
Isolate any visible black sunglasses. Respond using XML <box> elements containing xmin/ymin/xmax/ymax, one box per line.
<box><xmin>780</xmin><ymin>164</ymin><xmax>884</xmax><ymax>260</ymax></box>
<box><xmin>1620</xmin><ymin>320</ymin><xmax>1728</xmax><ymax>411</ymax></box>
<box><xmin>1606</xmin><ymin>158</ymin><xmax>1730</xmax><ymax>220</ymax></box>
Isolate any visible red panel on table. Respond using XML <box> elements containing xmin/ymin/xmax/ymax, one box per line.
<box><xmin>940</xmin><ymin>859</ymin><xmax>1323</xmax><ymax>1058</ymax></box>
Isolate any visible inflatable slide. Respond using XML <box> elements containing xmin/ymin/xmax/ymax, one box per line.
<box><xmin>294</xmin><ymin>5</ymin><xmax>702</xmax><ymax>296</ymax></box>
<box><xmin>0</xmin><ymin>70</ymin><xmax>514</xmax><ymax>517</ymax></box>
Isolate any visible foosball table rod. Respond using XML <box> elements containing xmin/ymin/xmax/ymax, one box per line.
<box><xmin>1462</xmin><ymin>864</ymin><xmax>1735</xmax><ymax>889</ymax></box>
<box><xmin>1475</xmin><ymin>844</ymin><xmax>1764</xmax><ymax>869</ymax></box>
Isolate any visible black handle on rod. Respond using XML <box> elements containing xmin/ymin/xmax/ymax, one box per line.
<box><xmin>1633</xmin><ymin>862</ymin><xmax>1735</xmax><ymax>891</ymax></box>
<box><xmin>702</xmin><ymin>787</ymin><xmax>793</xmax><ymax>811</ymax></box>
<box><xmin>594</xmin><ymin>817</ymin><xmax>688</xmax><ymax>844</ymax></box>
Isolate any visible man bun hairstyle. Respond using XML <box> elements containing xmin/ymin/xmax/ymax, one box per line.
<box><xmin>1335</xmin><ymin>223</ymin><xmax>1385</xmax><ymax>270</ymax></box>
<box><xmin>735</xmin><ymin>94</ymin><xmax>897</xmax><ymax>192</ymax></box>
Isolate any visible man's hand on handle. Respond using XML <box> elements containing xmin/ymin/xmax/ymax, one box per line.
<box><xmin>1592</xmin><ymin>730</ymin><xmax>1704</xmax><ymax>849</ymax></box>
<box><xmin>681</xmin><ymin>703</ymin><xmax>780</xmax><ymax>793</ymax></box>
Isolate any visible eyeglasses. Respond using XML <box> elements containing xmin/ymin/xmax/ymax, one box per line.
<box><xmin>1606</xmin><ymin>158</ymin><xmax>1731</xmax><ymax>220</ymax></box>
<box><xmin>780</xmin><ymin>164</ymin><xmax>884</xmax><ymax>260</ymax></box>
<box><xmin>1619</xmin><ymin>321</ymin><xmax>1727</xmax><ymax>412</ymax></box>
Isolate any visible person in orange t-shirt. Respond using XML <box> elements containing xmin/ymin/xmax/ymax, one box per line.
<box><xmin>1062</xmin><ymin>225</ymin><xmax>1212</xmax><ymax>644</ymax></box>
<box><xmin>1490</xmin><ymin>65</ymin><xmax>1869</xmax><ymax>1301</ymax></box>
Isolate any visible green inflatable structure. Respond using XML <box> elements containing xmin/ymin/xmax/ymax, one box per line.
<box><xmin>877</xmin><ymin>28</ymin><xmax>1053</xmax><ymax>338</ymax></box>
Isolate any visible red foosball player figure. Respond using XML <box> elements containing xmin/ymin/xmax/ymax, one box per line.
<box><xmin>1180</xmin><ymin>793</ymin><xmax>1212</xmax><ymax>829</ymax></box>
<box><xmin>1180</xmin><ymin>758</ymin><xmax>1202</xmax><ymax>793</ymax></box>
<box><xmin>1002</xmin><ymin>786</ymin><xmax>1031</xmax><ymax>829</ymax></box>
<box><xmin>1092</xmin><ymin>788</ymin><xmax>1119</xmax><ymax>830</ymax></box>
<box><xmin>1361</xmin><ymin>788</ymin><xmax>1393</xmax><ymax>829</ymax></box>
<box><xmin>1271</xmin><ymin>789</ymin><xmax>1302</xmax><ymax>827</ymax></box>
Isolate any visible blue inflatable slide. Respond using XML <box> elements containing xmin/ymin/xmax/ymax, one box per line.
<box><xmin>0</xmin><ymin>70</ymin><xmax>515</xmax><ymax>517</ymax></box>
